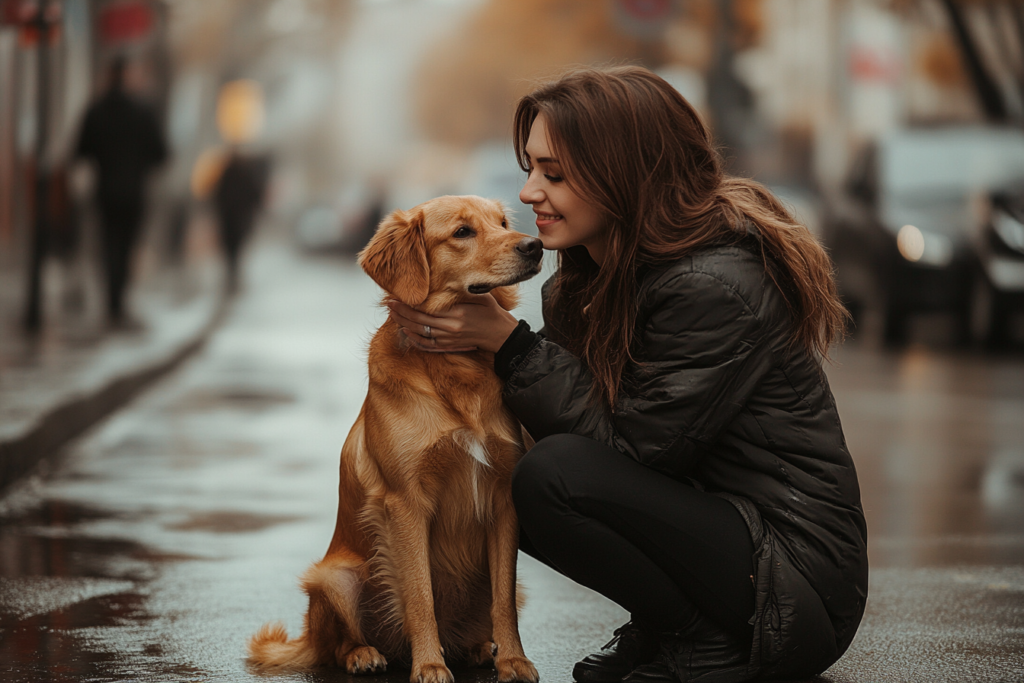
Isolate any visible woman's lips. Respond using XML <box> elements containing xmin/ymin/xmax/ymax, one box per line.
<box><xmin>535</xmin><ymin>213</ymin><xmax>562</xmax><ymax>229</ymax></box>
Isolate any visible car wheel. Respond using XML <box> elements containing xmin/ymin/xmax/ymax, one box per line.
<box><xmin>970</xmin><ymin>271</ymin><xmax>1011</xmax><ymax>348</ymax></box>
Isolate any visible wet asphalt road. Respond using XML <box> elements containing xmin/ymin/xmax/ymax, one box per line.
<box><xmin>1</xmin><ymin>236</ymin><xmax>1023</xmax><ymax>682</ymax></box>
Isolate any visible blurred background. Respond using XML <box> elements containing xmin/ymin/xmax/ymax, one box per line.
<box><xmin>2</xmin><ymin>3</ymin><xmax>1024</xmax><ymax>681</ymax></box>
<box><xmin>1</xmin><ymin>0</ymin><xmax>1023</xmax><ymax>349</ymax></box>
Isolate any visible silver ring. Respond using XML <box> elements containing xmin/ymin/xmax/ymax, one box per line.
<box><xmin>423</xmin><ymin>325</ymin><xmax>431</xmax><ymax>338</ymax></box>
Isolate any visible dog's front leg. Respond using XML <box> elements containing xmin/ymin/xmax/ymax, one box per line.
<box><xmin>488</xmin><ymin>493</ymin><xmax>539</xmax><ymax>683</ymax></box>
<box><xmin>384</xmin><ymin>493</ymin><xmax>452</xmax><ymax>683</ymax></box>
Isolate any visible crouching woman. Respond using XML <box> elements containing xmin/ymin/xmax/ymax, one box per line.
<box><xmin>388</xmin><ymin>66</ymin><xmax>868</xmax><ymax>683</ymax></box>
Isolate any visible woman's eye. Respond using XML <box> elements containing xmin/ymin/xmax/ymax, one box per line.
<box><xmin>544</xmin><ymin>174</ymin><xmax>563</xmax><ymax>183</ymax></box>
<box><xmin>454</xmin><ymin>226</ymin><xmax>476</xmax><ymax>238</ymax></box>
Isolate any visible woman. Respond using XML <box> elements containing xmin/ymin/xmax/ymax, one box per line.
<box><xmin>387</xmin><ymin>66</ymin><xmax>868</xmax><ymax>683</ymax></box>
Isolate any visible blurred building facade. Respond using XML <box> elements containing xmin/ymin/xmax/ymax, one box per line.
<box><xmin>0</xmin><ymin>0</ymin><xmax>1018</xmax><ymax>273</ymax></box>
<box><xmin>0</xmin><ymin>0</ymin><xmax>172</xmax><ymax>241</ymax></box>
<box><xmin>409</xmin><ymin>0</ymin><xmax>1012</xmax><ymax>193</ymax></box>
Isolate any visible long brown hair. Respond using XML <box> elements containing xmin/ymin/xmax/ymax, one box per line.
<box><xmin>513</xmin><ymin>66</ymin><xmax>847</xmax><ymax>408</ymax></box>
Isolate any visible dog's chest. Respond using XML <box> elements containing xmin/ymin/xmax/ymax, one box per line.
<box><xmin>447</xmin><ymin>429</ymin><xmax>507</xmax><ymax>524</ymax></box>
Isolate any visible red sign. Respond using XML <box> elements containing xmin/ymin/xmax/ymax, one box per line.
<box><xmin>849</xmin><ymin>46</ymin><xmax>901</xmax><ymax>85</ymax></box>
<box><xmin>99</xmin><ymin>1</ymin><xmax>153</xmax><ymax>44</ymax></box>
<box><xmin>6</xmin><ymin>0</ymin><xmax>62</xmax><ymax>45</ymax></box>
<box><xmin>0</xmin><ymin>0</ymin><xmax>30</xmax><ymax>26</ymax></box>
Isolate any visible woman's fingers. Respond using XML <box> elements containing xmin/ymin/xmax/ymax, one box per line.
<box><xmin>400</xmin><ymin>329</ymin><xmax>477</xmax><ymax>353</ymax></box>
<box><xmin>386</xmin><ymin>295</ymin><xmax>515</xmax><ymax>354</ymax></box>
<box><xmin>387</xmin><ymin>301</ymin><xmax>470</xmax><ymax>341</ymax></box>
<box><xmin>387</xmin><ymin>300</ymin><xmax>451</xmax><ymax>333</ymax></box>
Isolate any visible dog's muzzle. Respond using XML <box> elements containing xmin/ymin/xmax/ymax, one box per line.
<box><xmin>468</xmin><ymin>238</ymin><xmax>544</xmax><ymax>294</ymax></box>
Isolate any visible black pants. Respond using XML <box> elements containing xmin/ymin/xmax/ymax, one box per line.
<box><xmin>99</xmin><ymin>199</ymin><xmax>143</xmax><ymax>323</ymax></box>
<box><xmin>217</xmin><ymin>212</ymin><xmax>256</xmax><ymax>291</ymax></box>
<box><xmin>511</xmin><ymin>434</ymin><xmax>756</xmax><ymax>646</ymax></box>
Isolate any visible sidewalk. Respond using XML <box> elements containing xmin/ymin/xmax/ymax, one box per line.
<box><xmin>0</xmin><ymin>230</ymin><xmax>1022</xmax><ymax>681</ymax></box>
<box><xmin>0</xmin><ymin>215</ymin><xmax>228</xmax><ymax>495</ymax></box>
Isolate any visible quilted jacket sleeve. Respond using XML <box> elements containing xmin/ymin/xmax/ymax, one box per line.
<box><xmin>503</xmin><ymin>266</ymin><xmax>778</xmax><ymax>479</ymax></box>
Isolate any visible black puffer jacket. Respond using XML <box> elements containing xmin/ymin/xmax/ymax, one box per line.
<box><xmin>496</xmin><ymin>240</ymin><xmax>868</xmax><ymax>679</ymax></box>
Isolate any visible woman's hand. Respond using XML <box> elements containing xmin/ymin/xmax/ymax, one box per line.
<box><xmin>386</xmin><ymin>295</ymin><xmax>520</xmax><ymax>354</ymax></box>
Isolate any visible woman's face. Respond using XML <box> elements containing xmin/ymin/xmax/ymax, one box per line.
<box><xmin>519</xmin><ymin>114</ymin><xmax>609</xmax><ymax>265</ymax></box>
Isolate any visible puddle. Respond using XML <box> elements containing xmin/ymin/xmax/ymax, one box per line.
<box><xmin>165</xmin><ymin>510</ymin><xmax>304</xmax><ymax>533</ymax></box>
<box><xmin>172</xmin><ymin>387</ymin><xmax>295</xmax><ymax>413</ymax></box>
<box><xmin>0</xmin><ymin>498</ymin><xmax>212</xmax><ymax>682</ymax></box>
<box><xmin>0</xmin><ymin>499</ymin><xmax>203</xmax><ymax>582</ymax></box>
<box><xmin>0</xmin><ymin>499</ymin><xmax>124</xmax><ymax>527</ymax></box>
<box><xmin>0</xmin><ymin>591</ymin><xmax>209</xmax><ymax>683</ymax></box>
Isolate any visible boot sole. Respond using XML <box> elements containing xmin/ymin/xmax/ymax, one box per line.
<box><xmin>690</xmin><ymin>664</ymin><xmax>752</xmax><ymax>683</ymax></box>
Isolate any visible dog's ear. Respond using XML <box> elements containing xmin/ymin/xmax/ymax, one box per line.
<box><xmin>358</xmin><ymin>208</ymin><xmax>430</xmax><ymax>305</ymax></box>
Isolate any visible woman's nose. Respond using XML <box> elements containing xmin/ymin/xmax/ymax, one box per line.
<box><xmin>519</xmin><ymin>173</ymin><xmax>542</xmax><ymax>205</ymax></box>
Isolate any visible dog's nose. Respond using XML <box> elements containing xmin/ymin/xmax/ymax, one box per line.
<box><xmin>516</xmin><ymin>236</ymin><xmax>543</xmax><ymax>260</ymax></box>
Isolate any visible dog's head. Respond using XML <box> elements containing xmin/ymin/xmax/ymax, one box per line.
<box><xmin>358</xmin><ymin>195</ymin><xmax>543</xmax><ymax>312</ymax></box>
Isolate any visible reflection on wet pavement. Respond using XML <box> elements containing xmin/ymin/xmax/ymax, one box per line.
<box><xmin>0</xmin><ymin>498</ymin><xmax>202</xmax><ymax>682</ymax></box>
<box><xmin>165</xmin><ymin>510</ymin><xmax>304</xmax><ymax>533</ymax></box>
<box><xmin>828</xmin><ymin>344</ymin><xmax>1024</xmax><ymax>570</ymax></box>
<box><xmin>170</xmin><ymin>388</ymin><xmax>296</xmax><ymax>414</ymax></box>
<box><xmin>0</xmin><ymin>242</ymin><xmax>1022</xmax><ymax>682</ymax></box>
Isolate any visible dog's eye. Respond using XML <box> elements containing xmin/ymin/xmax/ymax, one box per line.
<box><xmin>501</xmin><ymin>219</ymin><xmax>507</xmax><ymax>229</ymax></box>
<box><xmin>454</xmin><ymin>226</ymin><xmax>476</xmax><ymax>239</ymax></box>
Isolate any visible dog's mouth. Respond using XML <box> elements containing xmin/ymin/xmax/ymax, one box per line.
<box><xmin>467</xmin><ymin>262</ymin><xmax>543</xmax><ymax>294</ymax></box>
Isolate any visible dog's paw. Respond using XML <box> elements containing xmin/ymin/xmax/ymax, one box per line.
<box><xmin>412</xmin><ymin>662</ymin><xmax>454</xmax><ymax>683</ymax></box>
<box><xmin>468</xmin><ymin>641</ymin><xmax>496</xmax><ymax>667</ymax></box>
<box><xmin>496</xmin><ymin>655</ymin><xmax>539</xmax><ymax>683</ymax></box>
<box><xmin>343</xmin><ymin>645</ymin><xmax>387</xmax><ymax>675</ymax></box>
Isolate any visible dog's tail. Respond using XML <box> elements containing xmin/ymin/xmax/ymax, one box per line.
<box><xmin>247</xmin><ymin>621</ymin><xmax>319</xmax><ymax>670</ymax></box>
<box><xmin>248</xmin><ymin>552</ymin><xmax>367</xmax><ymax>670</ymax></box>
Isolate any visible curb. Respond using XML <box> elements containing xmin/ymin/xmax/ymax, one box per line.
<box><xmin>0</xmin><ymin>298</ymin><xmax>230</xmax><ymax>496</ymax></box>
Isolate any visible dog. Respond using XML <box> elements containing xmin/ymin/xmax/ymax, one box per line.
<box><xmin>248</xmin><ymin>196</ymin><xmax>543</xmax><ymax>683</ymax></box>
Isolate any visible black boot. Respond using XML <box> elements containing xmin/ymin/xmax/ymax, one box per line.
<box><xmin>621</xmin><ymin>621</ymin><xmax>751</xmax><ymax>683</ymax></box>
<box><xmin>572</xmin><ymin>620</ymin><xmax>658</xmax><ymax>683</ymax></box>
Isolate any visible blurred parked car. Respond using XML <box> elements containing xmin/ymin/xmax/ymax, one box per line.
<box><xmin>822</xmin><ymin>127</ymin><xmax>1024</xmax><ymax>345</ymax></box>
<box><xmin>770</xmin><ymin>184</ymin><xmax>823</xmax><ymax>239</ymax></box>
<box><xmin>972</xmin><ymin>187</ymin><xmax>1024</xmax><ymax>345</ymax></box>
<box><xmin>294</xmin><ymin>182</ymin><xmax>386</xmax><ymax>254</ymax></box>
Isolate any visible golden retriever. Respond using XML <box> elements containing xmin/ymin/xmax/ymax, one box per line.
<box><xmin>248</xmin><ymin>195</ymin><xmax>543</xmax><ymax>683</ymax></box>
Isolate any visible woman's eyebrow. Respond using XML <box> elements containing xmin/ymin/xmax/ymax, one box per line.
<box><xmin>524</xmin><ymin>151</ymin><xmax>559</xmax><ymax>164</ymax></box>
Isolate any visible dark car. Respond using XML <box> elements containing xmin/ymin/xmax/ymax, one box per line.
<box><xmin>970</xmin><ymin>187</ymin><xmax>1024</xmax><ymax>345</ymax></box>
<box><xmin>822</xmin><ymin>127</ymin><xmax>1024</xmax><ymax>345</ymax></box>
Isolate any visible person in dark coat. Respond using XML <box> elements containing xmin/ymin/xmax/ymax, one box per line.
<box><xmin>75</xmin><ymin>56</ymin><xmax>167</xmax><ymax>326</ymax></box>
<box><xmin>212</xmin><ymin>150</ymin><xmax>270</xmax><ymax>292</ymax></box>
<box><xmin>386</xmin><ymin>67</ymin><xmax>868</xmax><ymax>683</ymax></box>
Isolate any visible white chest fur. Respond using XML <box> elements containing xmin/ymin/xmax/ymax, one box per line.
<box><xmin>454</xmin><ymin>429</ymin><xmax>492</xmax><ymax>522</ymax></box>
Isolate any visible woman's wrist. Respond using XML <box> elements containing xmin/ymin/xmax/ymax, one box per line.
<box><xmin>494</xmin><ymin>320</ymin><xmax>540</xmax><ymax>381</ymax></box>
<box><xmin>484</xmin><ymin>313</ymin><xmax>521</xmax><ymax>354</ymax></box>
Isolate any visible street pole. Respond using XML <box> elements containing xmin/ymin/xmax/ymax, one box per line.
<box><xmin>22</xmin><ymin>1</ymin><xmax>58</xmax><ymax>333</ymax></box>
<box><xmin>938</xmin><ymin>0</ymin><xmax>1007</xmax><ymax>123</ymax></box>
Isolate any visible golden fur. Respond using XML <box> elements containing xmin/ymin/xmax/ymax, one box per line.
<box><xmin>248</xmin><ymin>196</ymin><xmax>542</xmax><ymax>683</ymax></box>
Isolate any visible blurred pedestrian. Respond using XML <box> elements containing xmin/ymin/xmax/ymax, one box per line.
<box><xmin>388</xmin><ymin>67</ymin><xmax>867</xmax><ymax>683</ymax></box>
<box><xmin>212</xmin><ymin>150</ymin><xmax>270</xmax><ymax>292</ymax></box>
<box><xmin>74</xmin><ymin>56</ymin><xmax>167</xmax><ymax>328</ymax></box>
